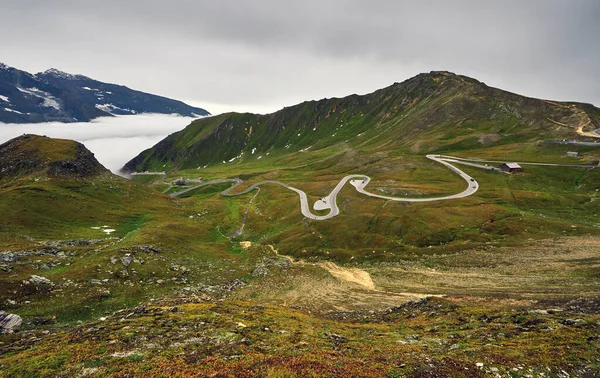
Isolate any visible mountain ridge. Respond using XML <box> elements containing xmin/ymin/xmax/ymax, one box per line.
<box><xmin>0</xmin><ymin>63</ymin><xmax>209</xmax><ymax>123</ymax></box>
<box><xmin>123</xmin><ymin>71</ymin><xmax>600</xmax><ymax>172</ymax></box>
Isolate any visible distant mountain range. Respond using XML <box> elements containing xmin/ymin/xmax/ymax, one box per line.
<box><xmin>0</xmin><ymin>63</ymin><xmax>209</xmax><ymax>123</ymax></box>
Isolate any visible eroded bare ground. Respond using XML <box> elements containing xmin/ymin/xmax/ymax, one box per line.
<box><xmin>372</xmin><ymin>236</ymin><xmax>600</xmax><ymax>300</ymax></box>
<box><xmin>232</xmin><ymin>253</ymin><xmax>430</xmax><ymax>312</ymax></box>
<box><xmin>233</xmin><ymin>237</ymin><xmax>600</xmax><ymax>313</ymax></box>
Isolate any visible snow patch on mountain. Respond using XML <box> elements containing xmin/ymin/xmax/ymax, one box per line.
<box><xmin>42</xmin><ymin>98</ymin><xmax>61</xmax><ymax>110</ymax></box>
<box><xmin>17</xmin><ymin>87</ymin><xmax>62</xmax><ymax>110</ymax></box>
<box><xmin>96</xmin><ymin>104</ymin><xmax>136</xmax><ymax>115</ymax></box>
<box><xmin>4</xmin><ymin>108</ymin><xmax>25</xmax><ymax>115</ymax></box>
<box><xmin>228</xmin><ymin>152</ymin><xmax>243</xmax><ymax>163</ymax></box>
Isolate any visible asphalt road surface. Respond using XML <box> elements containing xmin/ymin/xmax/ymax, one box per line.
<box><xmin>170</xmin><ymin>155</ymin><xmax>479</xmax><ymax>220</ymax></box>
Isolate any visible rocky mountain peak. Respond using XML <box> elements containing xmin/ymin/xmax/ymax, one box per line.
<box><xmin>40</xmin><ymin>68</ymin><xmax>84</xmax><ymax>80</ymax></box>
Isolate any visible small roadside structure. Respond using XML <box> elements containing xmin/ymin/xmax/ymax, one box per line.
<box><xmin>497</xmin><ymin>163</ymin><xmax>522</xmax><ymax>173</ymax></box>
<box><xmin>566</xmin><ymin>151</ymin><xmax>579</xmax><ymax>157</ymax></box>
<box><xmin>174</xmin><ymin>177</ymin><xmax>189</xmax><ymax>186</ymax></box>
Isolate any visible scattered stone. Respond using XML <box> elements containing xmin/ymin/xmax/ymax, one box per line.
<box><xmin>252</xmin><ymin>256</ymin><xmax>291</xmax><ymax>277</ymax></box>
<box><xmin>81</xmin><ymin>367</ymin><xmax>98</xmax><ymax>376</ymax></box>
<box><xmin>170</xmin><ymin>265</ymin><xmax>189</xmax><ymax>275</ymax></box>
<box><xmin>324</xmin><ymin>332</ymin><xmax>346</xmax><ymax>342</ymax></box>
<box><xmin>228</xmin><ymin>279</ymin><xmax>245</xmax><ymax>291</ymax></box>
<box><xmin>133</xmin><ymin>245</ymin><xmax>162</xmax><ymax>254</ymax></box>
<box><xmin>114</xmin><ymin>270</ymin><xmax>129</xmax><ymax>279</ymax></box>
<box><xmin>0</xmin><ymin>251</ymin><xmax>17</xmax><ymax>263</ymax></box>
<box><xmin>59</xmin><ymin>239</ymin><xmax>104</xmax><ymax>247</ymax></box>
<box><xmin>252</xmin><ymin>264</ymin><xmax>269</xmax><ymax>277</ymax></box>
<box><xmin>121</xmin><ymin>254</ymin><xmax>134</xmax><ymax>269</ymax></box>
<box><xmin>529</xmin><ymin>309</ymin><xmax>549</xmax><ymax>315</ymax></box>
<box><xmin>29</xmin><ymin>275</ymin><xmax>54</xmax><ymax>287</ymax></box>
<box><xmin>0</xmin><ymin>311</ymin><xmax>23</xmax><ymax>334</ymax></box>
<box><xmin>110</xmin><ymin>351</ymin><xmax>144</xmax><ymax>358</ymax></box>
<box><xmin>562</xmin><ymin>318</ymin><xmax>584</xmax><ymax>326</ymax></box>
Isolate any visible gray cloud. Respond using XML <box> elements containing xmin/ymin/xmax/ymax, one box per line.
<box><xmin>1</xmin><ymin>1</ymin><xmax>599</xmax><ymax>113</ymax></box>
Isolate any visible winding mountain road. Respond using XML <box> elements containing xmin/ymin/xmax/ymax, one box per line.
<box><xmin>437</xmin><ymin>155</ymin><xmax>599</xmax><ymax>169</ymax></box>
<box><xmin>170</xmin><ymin>155</ymin><xmax>479</xmax><ymax>220</ymax></box>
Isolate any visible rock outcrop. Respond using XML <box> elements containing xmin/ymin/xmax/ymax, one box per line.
<box><xmin>0</xmin><ymin>311</ymin><xmax>23</xmax><ymax>333</ymax></box>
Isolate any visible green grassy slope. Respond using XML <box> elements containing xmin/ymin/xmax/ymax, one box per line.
<box><xmin>0</xmin><ymin>135</ymin><xmax>263</xmax><ymax>324</ymax></box>
<box><xmin>123</xmin><ymin>71</ymin><xmax>600</xmax><ymax>172</ymax></box>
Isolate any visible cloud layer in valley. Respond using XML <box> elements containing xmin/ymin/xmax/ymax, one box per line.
<box><xmin>0</xmin><ymin>114</ymin><xmax>196</xmax><ymax>173</ymax></box>
<box><xmin>1</xmin><ymin>1</ymin><xmax>598</xmax><ymax>115</ymax></box>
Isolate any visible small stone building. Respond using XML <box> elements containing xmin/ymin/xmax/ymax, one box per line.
<box><xmin>497</xmin><ymin>163</ymin><xmax>522</xmax><ymax>173</ymax></box>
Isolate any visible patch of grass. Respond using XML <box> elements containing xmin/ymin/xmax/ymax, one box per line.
<box><xmin>119</xmin><ymin>213</ymin><xmax>152</xmax><ymax>237</ymax></box>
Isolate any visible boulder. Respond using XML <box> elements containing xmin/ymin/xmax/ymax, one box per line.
<box><xmin>29</xmin><ymin>275</ymin><xmax>54</xmax><ymax>286</ymax></box>
<box><xmin>121</xmin><ymin>254</ymin><xmax>134</xmax><ymax>269</ymax></box>
<box><xmin>0</xmin><ymin>311</ymin><xmax>23</xmax><ymax>334</ymax></box>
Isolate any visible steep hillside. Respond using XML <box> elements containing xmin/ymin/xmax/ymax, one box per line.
<box><xmin>0</xmin><ymin>63</ymin><xmax>209</xmax><ymax>123</ymax></box>
<box><xmin>124</xmin><ymin>71</ymin><xmax>600</xmax><ymax>172</ymax></box>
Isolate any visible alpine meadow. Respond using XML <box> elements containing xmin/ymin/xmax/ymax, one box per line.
<box><xmin>1</xmin><ymin>70</ymin><xmax>600</xmax><ymax>377</ymax></box>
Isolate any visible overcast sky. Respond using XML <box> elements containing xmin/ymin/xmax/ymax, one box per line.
<box><xmin>1</xmin><ymin>0</ymin><xmax>599</xmax><ymax>114</ymax></box>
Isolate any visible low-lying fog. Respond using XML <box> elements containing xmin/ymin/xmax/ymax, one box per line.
<box><xmin>0</xmin><ymin>114</ymin><xmax>200</xmax><ymax>174</ymax></box>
